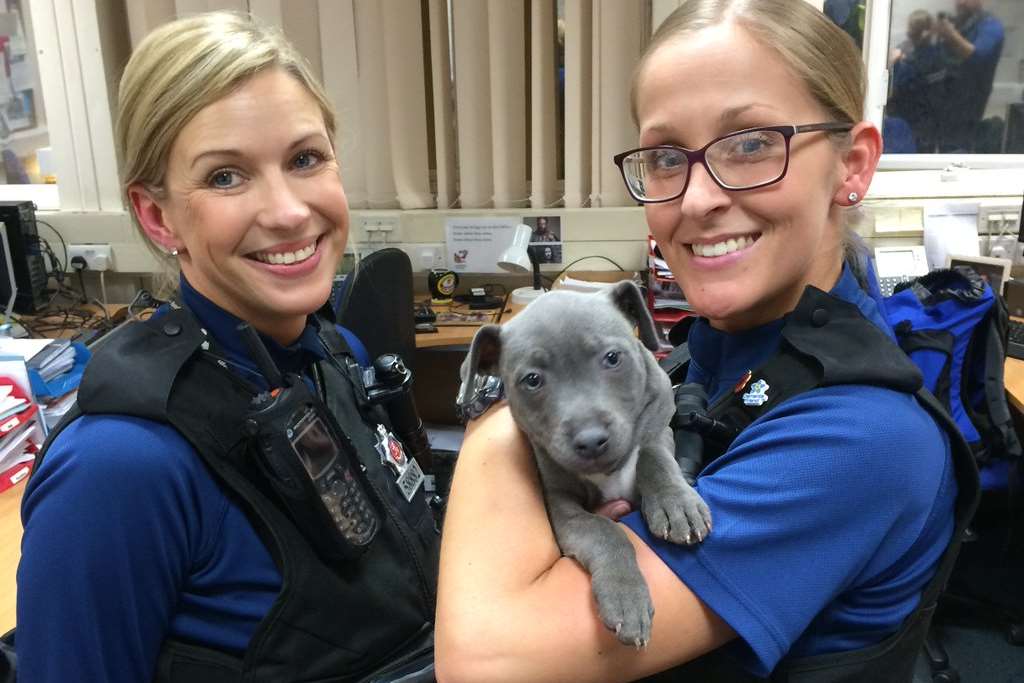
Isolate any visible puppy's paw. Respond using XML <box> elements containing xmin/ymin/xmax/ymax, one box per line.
<box><xmin>592</xmin><ymin>572</ymin><xmax>654</xmax><ymax>648</ymax></box>
<box><xmin>642</xmin><ymin>484</ymin><xmax>712</xmax><ymax>546</ymax></box>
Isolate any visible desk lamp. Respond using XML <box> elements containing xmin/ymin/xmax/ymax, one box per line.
<box><xmin>498</xmin><ymin>224</ymin><xmax>545</xmax><ymax>306</ymax></box>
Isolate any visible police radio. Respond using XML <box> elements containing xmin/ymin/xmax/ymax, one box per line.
<box><xmin>239</xmin><ymin>323</ymin><xmax>379</xmax><ymax>562</ymax></box>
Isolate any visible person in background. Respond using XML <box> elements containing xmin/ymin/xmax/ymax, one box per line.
<box><xmin>887</xmin><ymin>9</ymin><xmax>946</xmax><ymax>153</ymax></box>
<box><xmin>17</xmin><ymin>12</ymin><xmax>437</xmax><ymax>682</ymax></box>
<box><xmin>435</xmin><ymin>1</ymin><xmax>975</xmax><ymax>681</ymax></box>
<box><xmin>824</xmin><ymin>0</ymin><xmax>865</xmax><ymax>47</ymax></box>
<box><xmin>934</xmin><ymin>0</ymin><xmax>1004</xmax><ymax>152</ymax></box>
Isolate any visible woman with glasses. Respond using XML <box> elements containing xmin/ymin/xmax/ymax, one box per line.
<box><xmin>437</xmin><ymin>1</ymin><xmax>970</xmax><ymax>681</ymax></box>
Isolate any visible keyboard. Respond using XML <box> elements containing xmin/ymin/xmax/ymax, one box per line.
<box><xmin>1008</xmin><ymin>319</ymin><xmax>1024</xmax><ymax>361</ymax></box>
<box><xmin>878</xmin><ymin>275</ymin><xmax>916</xmax><ymax>297</ymax></box>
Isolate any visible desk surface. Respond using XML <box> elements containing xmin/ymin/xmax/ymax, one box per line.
<box><xmin>0</xmin><ymin>485</ymin><xmax>18</xmax><ymax>631</ymax></box>
<box><xmin>1005</xmin><ymin>357</ymin><xmax>1024</xmax><ymax>413</ymax></box>
<box><xmin>1004</xmin><ymin>317</ymin><xmax>1024</xmax><ymax>414</ymax></box>
<box><xmin>415</xmin><ymin>299</ymin><xmax>518</xmax><ymax>348</ymax></box>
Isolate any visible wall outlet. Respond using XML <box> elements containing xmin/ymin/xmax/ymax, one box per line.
<box><xmin>418</xmin><ymin>245</ymin><xmax>446</xmax><ymax>269</ymax></box>
<box><xmin>360</xmin><ymin>214</ymin><xmax>401</xmax><ymax>242</ymax></box>
<box><xmin>68</xmin><ymin>244</ymin><xmax>114</xmax><ymax>272</ymax></box>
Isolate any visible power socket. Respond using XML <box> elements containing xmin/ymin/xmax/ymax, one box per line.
<box><xmin>68</xmin><ymin>244</ymin><xmax>114</xmax><ymax>271</ymax></box>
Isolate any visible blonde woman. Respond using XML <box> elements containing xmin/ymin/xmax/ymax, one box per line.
<box><xmin>18</xmin><ymin>13</ymin><xmax>437</xmax><ymax>682</ymax></box>
<box><xmin>436</xmin><ymin>1</ymin><xmax>976</xmax><ymax>681</ymax></box>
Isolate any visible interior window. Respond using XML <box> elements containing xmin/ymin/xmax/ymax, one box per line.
<box><xmin>0</xmin><ymin>0</ymin><xmax>49</xmax><ymax>186</ymax></box>
<box><xmin>881</xmin><ymin>0</ymin><xmax>1022</xmax><ymax>155</ymax></box>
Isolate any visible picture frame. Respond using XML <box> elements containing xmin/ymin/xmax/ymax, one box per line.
<box><xmin>945</xmin><ymin>254</ymin><xmax>1013</xmax><ymax>296</ymax></box>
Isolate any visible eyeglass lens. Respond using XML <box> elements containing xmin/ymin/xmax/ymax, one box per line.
<box><xmin>622</xmin><ymin>129</ymin><xmax>789</xmax><ymax>202</ymax></box>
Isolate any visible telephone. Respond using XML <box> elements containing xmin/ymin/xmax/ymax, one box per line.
<box><xmin>874</xmin><ymin>246</ymin><xmax>929</xmax><ymax>296</ymax></box>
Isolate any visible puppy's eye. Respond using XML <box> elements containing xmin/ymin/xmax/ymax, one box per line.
<box><xmin>602</xmin><ymin>351</ymin><xmax>621</xmax><ymax>368</ymax></box>
<box><xmin>519</xmin><ymin>372</ymin><xmax>544</xmax><ymax>391</ymax></box>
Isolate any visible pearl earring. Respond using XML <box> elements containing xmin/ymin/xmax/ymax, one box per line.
<box><xmin>847</xmin><ymin>192</ymin><xmax>859</xmax><ymax>204</ymax></box>
<box><xmin>170</xmin><ymin>248</ymin><xmax>179</xmax><ymax>256</ymax></box>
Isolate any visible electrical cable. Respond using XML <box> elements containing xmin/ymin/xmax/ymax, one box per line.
<box><xmin>35</xmin><ymin>219</ymin><xmax>68</xmax><ymax>275</ymax></box>
<box><xmin>551</xmin><ymin>255</ymin><xmax>627</xmax><ymax>283</ymax></box>
<box><xmin>99</xmin><ymin>271</ymin><xmax>108</xmax><ymax>308</ymax></box>
<box><xmin>74</xmin><ymin>266</ymin><xmax>88</xmax><ymax>304</ymax></box>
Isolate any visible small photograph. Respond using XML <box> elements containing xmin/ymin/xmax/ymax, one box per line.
<box><xmin>533</xmin><ymin>244</ymin><xmax>562</xmax><ymax>264</ymax></box>
<box><xmin>524</xmin><ymin>215</ymin><xmax>561</xmax><ymax>244</ymax></box>
<box><xmin>947</xmin><ymin>255</ymin><xmax>1012</xmax><ymax>296</ymax></box>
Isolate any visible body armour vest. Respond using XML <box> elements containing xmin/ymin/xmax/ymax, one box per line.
<box><xmin>647</xmin><ymin>286</ymin><xmax>980</xmax><ymax>683</ymax></box>
<box><xmin>37</xmin><ymin>306</ymin><xmax>440</xmax><ymax>682</ymax></box>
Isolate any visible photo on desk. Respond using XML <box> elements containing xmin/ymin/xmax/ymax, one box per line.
<box><xmin>946</xmin><ymin>254</ymin><xmax>1012</xmax><ymax>296</ymax></box>
<box><xmin>523</xmin><ymin>216</ymin><xmax>563</xmax><ymax>265</ymax></box>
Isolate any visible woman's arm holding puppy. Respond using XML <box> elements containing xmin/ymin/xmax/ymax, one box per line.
<box><xmin>435</xmin><ymin>406</ymin><xmax>735</xmax><ymax>683</ymax></box>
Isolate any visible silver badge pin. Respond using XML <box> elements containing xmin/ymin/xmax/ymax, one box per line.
<box><xmin>742</xmin><ymin>379</ymin><xmax>770</xmax><ymax>407</ymax></box>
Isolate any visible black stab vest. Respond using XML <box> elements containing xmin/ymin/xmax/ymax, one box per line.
<box><xmin>648</xmin><ymin>286</ymin><xmax>980</xmax><ymax>683</ymax></box>
<box><xmin>37</xmin><ymin>306</ymin><xmax>439</xmax><ymax>682</ymax></box>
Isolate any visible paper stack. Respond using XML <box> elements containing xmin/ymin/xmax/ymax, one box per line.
<box><xmin>0</xmin><ymin>337</ymin><xmax>90</xmax><ymax>431</ymax></box>
<box><xmin>0</xmin><ymin>376</ymin><xmax>41</xmax><ymax>492</ymax></box>
<box><xmin>27</xmin><ymin>339</ymin><xmax>75</xmax><ymax>382</ymax></box>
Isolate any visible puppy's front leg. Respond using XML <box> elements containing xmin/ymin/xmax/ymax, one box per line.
<box><xmin>637</xmin><ymin>427</ymin><xmax>712</xmax><ymax>545</ymax></box>
<box><xmin>546</xmin><ymin>492</ymin><xmax>653</xmax><ymax>648</ymax></box>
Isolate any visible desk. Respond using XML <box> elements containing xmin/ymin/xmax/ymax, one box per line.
<box><xmin>414</xmin><ymin>299</ymin><xmax>517</xmax><ymax>348</ymax></box>
<box><xmin>0</xmin><ymin>485</ymin><xmax>19</xmax><ymax>632</ymax></box>
<box><xmin>412</xmin><ymin>299</ymin><xmax>524</xmax><ymax>424</ymax></box>
<box><xmin>1005</xmin><ymin>357</ymin><xmax>1024</xmax><ymax>414</ymax></box>
<box><xmin>1005</xmin><ymin>317</ymin><xmax>1024</xmax><ymax>414</ymax></box>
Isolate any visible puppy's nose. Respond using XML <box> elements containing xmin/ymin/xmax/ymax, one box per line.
<box><xmin>573</xmin><ymin>428</ymin><xmax>609</xmax><ymax>459</ymax></box>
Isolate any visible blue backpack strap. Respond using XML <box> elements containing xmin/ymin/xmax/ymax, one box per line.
<box><xmin>892</xmin><ymin>324</ymin><xmax>955</xmax><ymax>409</ymax></box>
<box><xmin>967</xmin><ymin>291</ymin><xmax>1021</xmax><ymax>461</ymax></box>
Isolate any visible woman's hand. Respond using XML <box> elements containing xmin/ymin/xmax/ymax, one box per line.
<box><xmin>436</xmin><ymin>406</ymin><xmax>735</xmax><ymax>683</ymax></box>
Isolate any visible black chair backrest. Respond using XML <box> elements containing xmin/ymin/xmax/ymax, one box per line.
<box><xmin>337</xmin><ymin>248</ymin><xmax>417</xmax><ymax>370</ymax></box>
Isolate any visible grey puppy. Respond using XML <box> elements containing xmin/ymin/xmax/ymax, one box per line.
<box><xmin>460</xmin><ymin>280</ymin><xmax>712</xmax><ymax>648</ymax></box>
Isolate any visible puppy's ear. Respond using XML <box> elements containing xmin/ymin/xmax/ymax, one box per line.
<box><xmin>461</xmin><ymin>324</ymin><xmax>503</xmax><ymax>386</ymax></box>
<box><xmin>608</xmin><ymin>280</ymin><xmax>661</xmax><ymax>352</ymax></box>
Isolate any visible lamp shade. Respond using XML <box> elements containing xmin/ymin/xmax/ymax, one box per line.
<box><xmin>498</xmin><ymin>224</ymin><xmax>533</xmax><ymax>273</ymax></box>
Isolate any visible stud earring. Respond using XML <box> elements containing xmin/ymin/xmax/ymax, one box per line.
<box><xmin>847</xmin><ymin>192</ymin><xmax>859</xmax><ymax>204</ymax></box>
<box><xmin>170</xmin><ymin>248</ymin><xmax>179</xmax><ymax>256</ymax></box>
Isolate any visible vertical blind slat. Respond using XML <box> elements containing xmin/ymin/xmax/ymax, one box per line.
<box><xmin>246</xmin><ymin>0</ymin><xmax>282</xmax><ymax>26</ymax></box>
<box><xmin>280</xmin><ymin>0</ymin><xmax>323</xmax><ymax>83</ymax></box>
<box><xmin>452</xmin><ymin>0</ymin><xmax>493</xmax><ymax>208</ymax></box>
<box><xmin>563</xmin><ymin>0</ymin><xmax>591</xmax><ymax>208</ymax></box>
<box><xmin>173</xmin><ymin>0</ymin><xmax>209</xmax><ymax>16</ymax></box>
<box><xmin>319</xmin><ymin>0</ymin><xmax>367</xmax><ymax>209</ymax></box>
<box><xmin>487</xmin><ymin>0</ymin><xmax>527</xmax><ymax>208</ymax></box>
<box><xmin>530</xmin><ymin>0</ymin><xmax>557</xmax><ymax>209</ymax></box>
<box><xmin>427</xmin><ymin>0</ymin><xmax>456</xmax><ymax>210</ymax></box>
<box><xmin>592</xmin><ymin>0</ymin><xmax>642</xmax><ymax>207</ymax></box>
<box><xmin>381</xmin><ymin>0</ymin><xmax>433</xmax><ymax>208</ymax></box>
<box><xmin>354</xmin><ymin>0</ymin><xmax>398</xmax><ymax>208</ymax></box>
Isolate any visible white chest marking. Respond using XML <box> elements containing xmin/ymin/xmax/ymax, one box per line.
<box><xmin>581</xmin><ymin>447</ymin><xmax>639</xmax><ymax>503</ymax></box>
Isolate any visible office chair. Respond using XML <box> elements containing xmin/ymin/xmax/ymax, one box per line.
<box><xmin>335</xmin><ymin>247</ymin><xmax>442</xmax><ymax>488</ymax></box>
<box><xmin>924</xmin><ymin>459</ymin><xmax>1024</xmax><ymax>683</ymax></box>
<box><xmin>336</xmin><ymin>247</ymin><xmax>417</xmax><ymax>373</ymax></box>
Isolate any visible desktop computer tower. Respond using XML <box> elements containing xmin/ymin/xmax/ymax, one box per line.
<box><xmin>0</xmin><ymin>200</ymin><xmax>49</xmax><ymax>314</ymax></box>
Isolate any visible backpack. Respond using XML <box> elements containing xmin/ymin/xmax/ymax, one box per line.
<box><xmin>882</xmin><ymin>265</ymin><xmax>1022</xmax><ymax>464</ymax></box>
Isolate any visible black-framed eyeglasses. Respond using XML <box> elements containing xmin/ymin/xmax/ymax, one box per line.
<box><xmin>613</xmin><ymin>123</ymin><xmax>854</xmax><ymax>204</ymax></box>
